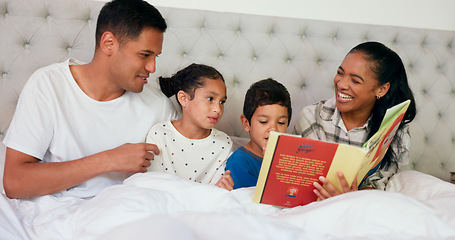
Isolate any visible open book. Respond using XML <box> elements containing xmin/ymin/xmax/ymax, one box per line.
<box><xmin>253</xmin><ymin>100</ymin><xmax>411</xmax><ymax>208</ymax></box>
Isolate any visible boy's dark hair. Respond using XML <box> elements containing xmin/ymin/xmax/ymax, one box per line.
<box><xmin>159</xmin><ymin>63</ymin><xmax>224</xmax><ymax>104</ymax></box>
<box><xmin>95</xmin><ymin>0</ymin><xmax>167</xmax><ymax>48</ymax></box>
<box><xmin>243</xmin><ymin>78</ymin><xmax>292</xmax><ymax>123</ymax></box>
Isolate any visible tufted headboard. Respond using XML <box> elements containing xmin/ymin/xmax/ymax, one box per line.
<box><xmin>1</xmin><ymin>0</ymin><xmax>455</xmax><ymax>182</ymax></box>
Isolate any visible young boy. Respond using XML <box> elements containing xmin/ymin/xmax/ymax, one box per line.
<box><xmin>226</xmin><ymin>78</ymin><xmax>292</xmax><ymax>189</ymax></box>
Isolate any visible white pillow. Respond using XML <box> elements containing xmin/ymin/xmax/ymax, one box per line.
<box><xmin>387</xmin><ymin>170</ymin><xmax>455</xmax><ymax>228</ymax></box>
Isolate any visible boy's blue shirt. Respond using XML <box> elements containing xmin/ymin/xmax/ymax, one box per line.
<box><xmin>225</xmin><ymin>146</ymin><xmax>262</xmax><ymax>189</ymax></box>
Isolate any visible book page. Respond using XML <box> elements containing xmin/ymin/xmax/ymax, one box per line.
<box><xmin>379</xmin><ymin>100</ymin><xmax>411</xmax><ymax>134</ymax></box>
<box><xmin>358</xmin><ymin>100</ymin><xmax>410</xmax><ymax>183</ymax></box>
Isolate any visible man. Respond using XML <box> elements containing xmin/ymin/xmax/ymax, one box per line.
<box><xmin>3</xmin><ymin>0</ymin><xmax>177</xmax><ymax>199</ymax></box>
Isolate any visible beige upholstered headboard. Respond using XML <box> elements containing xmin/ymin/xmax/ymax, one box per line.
<box><xmin>1</xmin><ymin>0</ymin><xmax>454</xmax><ymax>182</ymax></box>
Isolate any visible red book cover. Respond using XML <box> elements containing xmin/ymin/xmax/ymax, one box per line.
<box><xmin>259</xmin><ymin>135</ymin><xmax>338</xmax><ymax>208</ymax></box>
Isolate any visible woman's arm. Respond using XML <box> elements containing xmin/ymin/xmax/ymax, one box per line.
<box><xmin>293</xmin><ymin>104</ymin><xmax>321</xmax><ymax>139</ymax></box>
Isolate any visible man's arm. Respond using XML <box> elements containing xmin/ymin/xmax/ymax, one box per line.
<box><xmin>3</xmin><ymin>143</ymin><xmax>159</xmax><ymax>199</ymax></box>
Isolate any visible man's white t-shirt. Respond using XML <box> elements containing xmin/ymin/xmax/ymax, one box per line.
<box><xmin>3</xmin><ymin>59</ymin><xmax>177</xmax><ymax>198</ymax></box>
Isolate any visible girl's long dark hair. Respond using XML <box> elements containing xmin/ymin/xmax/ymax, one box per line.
<box><xmin>350</xmin><ymin>42</ymin><xmax>416</xmax><ymax>170</ymax></box>
<box><xmin>158</xmin><ymin>63</ymin><xmax>224</xmax><ymax>104</ymax></box>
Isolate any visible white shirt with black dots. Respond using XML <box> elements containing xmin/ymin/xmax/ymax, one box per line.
<box><xmin>146</xmin><ymin>120</ymin><xmax>233</xmax><ymax>184</ymax></box>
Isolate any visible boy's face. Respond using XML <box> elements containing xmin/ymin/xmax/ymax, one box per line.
<box><xmin>242</xmin><ymin>104</ymin><xmax>289</xmax><ymax>158</ymax></box>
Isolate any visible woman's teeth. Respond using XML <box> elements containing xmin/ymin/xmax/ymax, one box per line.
<box><xmin>338</xmin><ymin>92</ymin><xmax>353</xmax><ymax>100</ymax></box>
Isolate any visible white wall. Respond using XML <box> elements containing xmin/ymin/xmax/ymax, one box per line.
<box><xmin>128</xmin><ymin>0</ymin><xmax>455</xmax><ymax>32</ymax></box>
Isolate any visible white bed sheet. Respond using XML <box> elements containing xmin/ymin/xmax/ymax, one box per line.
<box><xmin>1</xmin><ymin>170</ymin><xmax>454</xmax><ymax>240</ymax></box>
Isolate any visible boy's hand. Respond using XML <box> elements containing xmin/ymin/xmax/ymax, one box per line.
<box><xmin>215</xmin><ymin>170</ymin><xmax>234</xmax><ymax>191</ymax></box>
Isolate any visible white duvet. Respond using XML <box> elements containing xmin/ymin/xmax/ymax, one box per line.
<box><xmin>1</xmin><ymin>170</ymin><xmax>455</xmax><ymax>240</ymax></box>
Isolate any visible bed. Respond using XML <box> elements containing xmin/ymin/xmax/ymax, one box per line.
<box><xmin>1</xmin><ymin>0</ymin><xmax>455</xmax><ymax>239</ymax></box>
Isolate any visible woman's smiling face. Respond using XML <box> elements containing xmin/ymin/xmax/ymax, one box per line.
<box><xmin>333</xmin><ymin>52</ymin><xmax>386</xmax><ymax>118</ymax></box>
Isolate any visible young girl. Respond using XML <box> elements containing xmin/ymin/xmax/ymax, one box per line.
<box><xmin>146</xmin><ymin>63</ymin><xmax>234</xmax><ymax>190</ymax></box>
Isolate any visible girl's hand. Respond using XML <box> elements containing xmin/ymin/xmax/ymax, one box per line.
<box><xmin>312</xmin><ymin>171</ymin><xmax>358</xmax><ymax>200</ymax></box>
<box><xmin>215</xmin><ymin>170</ymin><xmax>234</xmax><ymax>191</ymax></box>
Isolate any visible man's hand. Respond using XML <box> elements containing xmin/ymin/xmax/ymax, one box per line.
<box><xmin>3</xmin><ymin>143</ymin><xmax>160</xmax><ymax>199</ymax></box>
<box><xmin>103</xmin><ymin>143</ymin><xmax>159</xmax><ymax>173</ymax></box>
<box><xmin>312</xmin><ymin>171</ymin><xmax>358</xmax><ymax>200</ymax></box>
<box><xmin>215</xmin><ymin>170</ymin><xmax>234</xmax><ymax>191</ymax></box>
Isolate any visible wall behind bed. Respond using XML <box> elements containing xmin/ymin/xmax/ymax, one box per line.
<box><xmin>0</xmin><ymin>0</ymin><xmax>454</xmax><ymax>186</ymax></box>
<box><xmin>123</xmin><ymin>0</ymin><xmax>455</xmax><ymax>31</ymax></box>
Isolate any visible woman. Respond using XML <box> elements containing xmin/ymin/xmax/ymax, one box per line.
<box><xmin>294</xmin><ymin>41</ymin><xmax>416</xmax><ymax>199</ymax></box>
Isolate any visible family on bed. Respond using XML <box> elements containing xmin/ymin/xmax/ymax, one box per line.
<box><xmin>2</xmin><ymin>0</ymin><xmax>416</xmax><ymax>205</ymax></box>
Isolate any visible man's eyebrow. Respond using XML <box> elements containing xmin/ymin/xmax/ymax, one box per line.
<box><xmin>141</xmin><ymin>50</ymin><xmax>161</xmax><ymax>55</ymax></box>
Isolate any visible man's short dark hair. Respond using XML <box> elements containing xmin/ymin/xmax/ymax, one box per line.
<box><xmin>95</xmin><ymin>0</ymin><xmax>167</xmax><ymax>48</ymax></box>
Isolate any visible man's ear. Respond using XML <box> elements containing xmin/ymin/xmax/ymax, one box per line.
<box><xmin>240</xmin><ymin>114</ymin><xmax>250</xmax><ymax>132</ymax></box>
<box><xmin>177</xmin><ymin>90</ymin><xmax>190</xmax><ymax>108</ymax></box>
<box><xmin>99</xmin><ymin>31</ymin><xmax>117</xmax><ymax>55</ymax></box>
